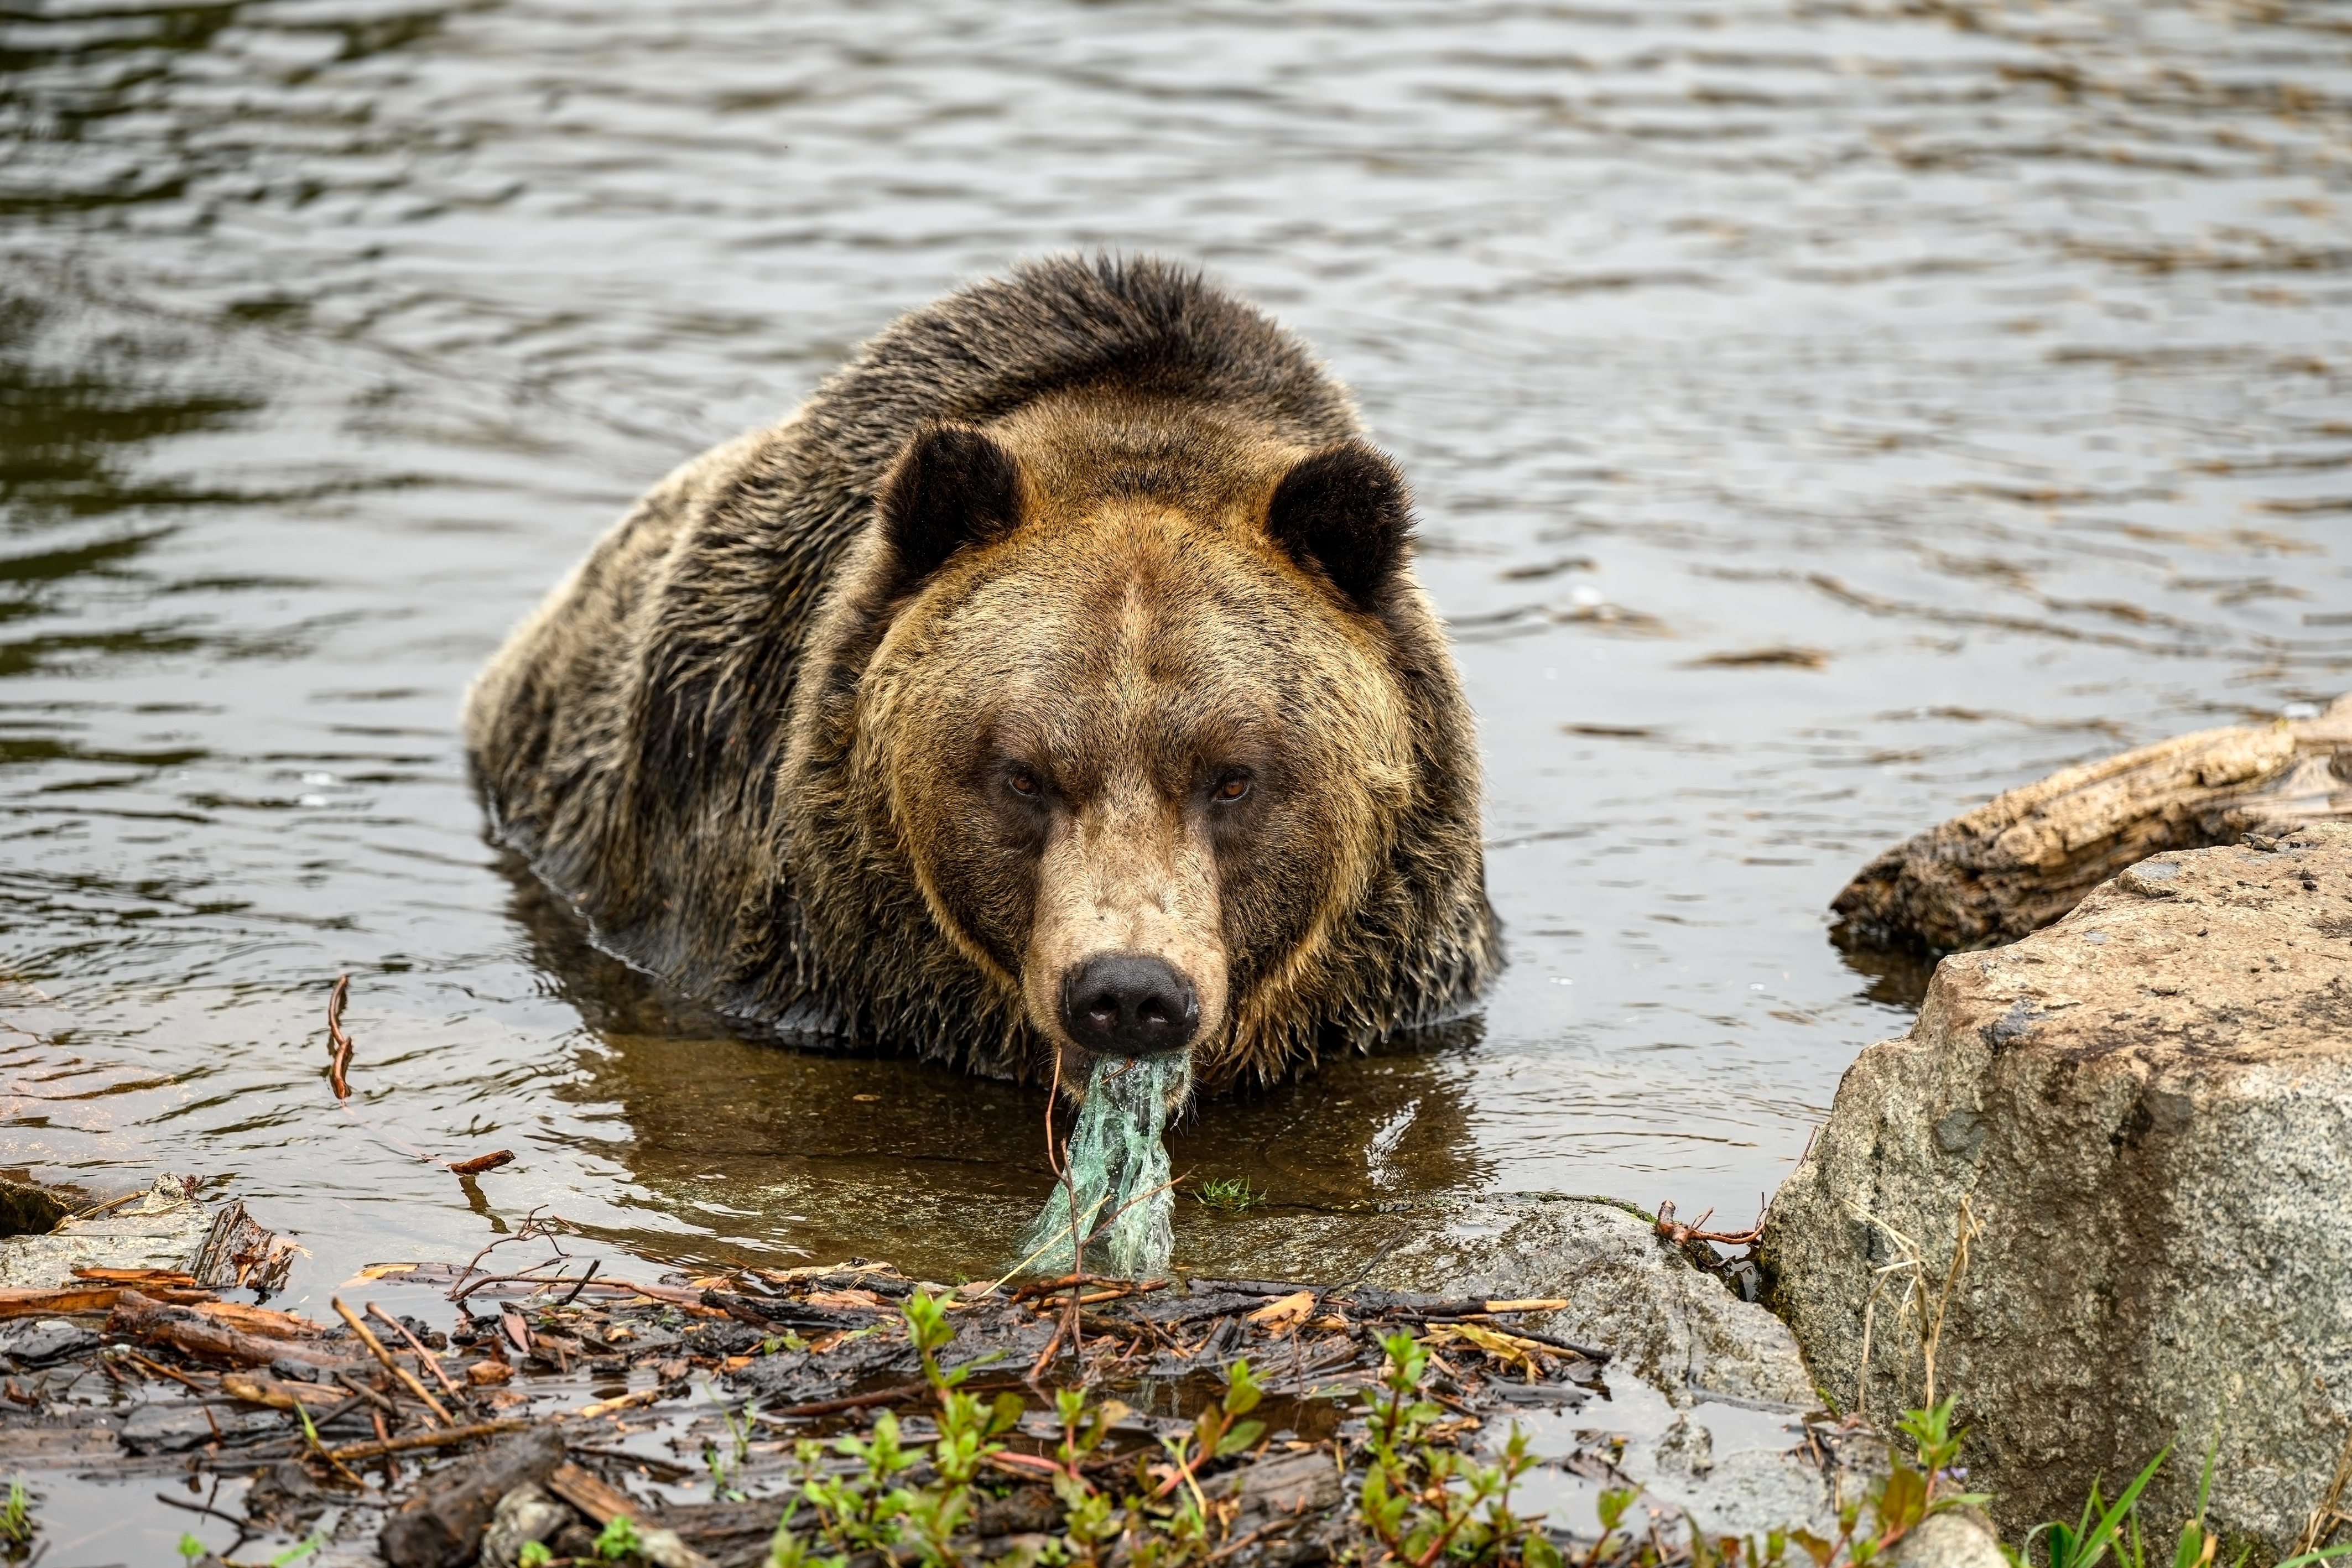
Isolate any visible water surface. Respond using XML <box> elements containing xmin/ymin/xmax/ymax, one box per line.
<box><xmin>3</xmin><ymin>0</ymin><xmax>2349</xmax><ymax>1301</ymax></box>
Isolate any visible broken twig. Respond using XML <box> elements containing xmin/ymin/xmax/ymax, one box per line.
<box><xmin>1654</xmin><ymin>1199</ymin><xmax>1763</xmax><ymax>1249</ymax></box>
<box><xmin>322</xmin><ymin>1418</ymin><xmax>531</xmax><ymax>1462</ymax></box>
<box><xmin>366</xmin><ymin>1301</ymin><xmax>469</xmax><ymax>1405</ymax></box>
<box><xmin>334</xmin><ymin>1297</ymin><xmax>454</xmax><ymax>1426</ymax></box>
<box><xmin>325</xmin><ymin>973</ymin><xmax>355</xmax><ymax>1101</ymax></box>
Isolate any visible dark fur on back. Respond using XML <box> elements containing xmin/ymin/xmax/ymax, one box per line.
<box><xmin>466</xmin><ymin>255</ymin><xmax>1496</xmax><ymax>1082</ymax></box>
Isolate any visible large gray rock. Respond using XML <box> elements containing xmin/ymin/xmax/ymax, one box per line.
<box><xmin>1367</xmin><ymin>1194</ymin><xmax>1849</xmax><ymax>1538</ymax></box>
<box><xmin>1763</xmin><ymin>823</ymin><xmax>2352</xmax><ymax>1556</ymax></box>
<box><xmin>1366</xmin><ymin>1195</ymin><xmax>1815</xmax><ymax>1409</ymax></box>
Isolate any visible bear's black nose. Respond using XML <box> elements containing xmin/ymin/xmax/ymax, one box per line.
<box><xmin>1060</xmin><ymin>954</ymin><xmax>1198</xmax><ymax>1056</ymax></box>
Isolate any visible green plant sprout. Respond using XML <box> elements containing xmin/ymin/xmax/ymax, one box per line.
<box><xmin>0</xmin><ymin>1481</ymin><xmax>28</xmax><ymax>1550</ymax></box>
<box><xmin>268</xmin><ymin>1530</ymin><xmax>327</xmax><ymax>1567</ymax></box>
<box><xmin>2019</xmin><ymin>1435</ymin><xmax>2352</xmax><ymax>1568</ymax></box>
<box><xmin>1193</xmin><ymin>1176</ymin><xmax>1261</xmax><ymax>1212</ymax></box>
<box><xmin>1356</xmin><ymin>1332</ymin><xmax>1561</xmax><ymax>1568</ymax></box>
<box><xmin>595</xmin><ymin>1514</ymin><xmax>644</xmax><ymax>1562</ymax></box>
<box><xmin>704</xmin><ymin>1381</ymin><xmax>758</xmax><ymax>1500</ymax></box>
<box><xmin>741</xmin><ymin>1284</ymin><xmax>2352</xmax><ymax>1568</ymax></box>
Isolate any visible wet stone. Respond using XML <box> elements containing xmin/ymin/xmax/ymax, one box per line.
<box><xmin>121</xmin><ymin>1400</ymin><xmax>284</xmax><ymax>1454</ymax></box>
<box><xmin>1362</xmin><ymin>1194</ymin><xmax>1814</xmax><ymax>1408</ymax></box>
<box><xmin>246</xmin><ymin>1460</ymin><xmax>331</xmax><ymax>1531</ymax></box>
<box><xmin>0</xmin><ymin>1317</ymin><xmax>97</xmax><ymax>1367</ymax></box>
<box><xmin>0</xmin><ymin>1173</ymin><xmax>214</xmax><ymax>1288</ymax></box>
<box><xmin>476</xmin><ymin>1483</ymin><xmax>573</xmax><ymax>1568</ymax></box>
<box><xmin>1887</xmin><ymin>1511</ymin><xmax>2007</xmax><ymax>1568</ymax></box>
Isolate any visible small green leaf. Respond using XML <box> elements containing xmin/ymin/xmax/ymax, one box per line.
<box><xmin>269</xmin><ymin>1532</ymin><xmax>327</xmax><ymax>1567</ymax></box>
<box><xmin>1877</xmin><ymin>1466</ymin><xmax>1929</xmax><ymax>1536</ymax></box>
<box><xmin>595</xmin><ymin>1513</ymin><xmax>644</xmax><ymax>1562</ymax></box>
<box><xmin>1789</xmin><ymin>1529</ymin><xmax>1835</xmax><ymax>1568</ymax></box>
<box><xmin>1214</xmin><ymin>1419</ymin><xmax>1266</xmax><ymax>1457</ymax></box>
<box><xmin>1222</xmin><ymin>1359</ymin><xmax>1262</xmax><ymax>1418</ymax></box>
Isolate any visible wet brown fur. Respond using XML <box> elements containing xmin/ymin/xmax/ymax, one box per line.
<box><xmin>464</xmin><ymin>256</ymin><xmax>1497</xmax><ymax>1093</ymax></box>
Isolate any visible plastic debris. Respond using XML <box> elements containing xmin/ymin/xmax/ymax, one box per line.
<box><xmin>1017</xmin><ymin>1053</ymin><xmax>1189</xmax><ymax>1278</ymax></box>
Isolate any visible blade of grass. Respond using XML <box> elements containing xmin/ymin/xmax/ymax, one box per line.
<box><xmin>2069</xmin><ymin>1450</ymin><xmax>2171</xmax><ymax>1568</ymax></box>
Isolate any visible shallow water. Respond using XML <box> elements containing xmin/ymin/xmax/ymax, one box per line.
<box><xmin>3</xmin><ymin>0</ymin><xmax>2349</xmax><ymax>1305</ymax></box>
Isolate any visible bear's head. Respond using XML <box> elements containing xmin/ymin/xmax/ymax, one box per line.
<box><xmin>790</xmin><ymin>393</ymin><xmax>1466</xmax><ymax>1092</ymax></box>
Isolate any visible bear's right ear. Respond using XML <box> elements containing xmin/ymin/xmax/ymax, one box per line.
<box><xmin>873</xmin><ymin>424</ymin><xmax>1025</xmax><ymax>595</ymax></box>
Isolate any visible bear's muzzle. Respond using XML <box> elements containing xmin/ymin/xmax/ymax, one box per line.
<box><xmin>1059</xmin><ymin>952</ymin><xmax>1200</xmax><ymax>1056</ymax></box>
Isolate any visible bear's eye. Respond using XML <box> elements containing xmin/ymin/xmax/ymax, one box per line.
<box><xmin>1211</xmin><ymin>772</ymin><xmax>1252</xmax><ymax>804</ymax></box>
<box><xmin>1007</xmin><ymin>770</ymin><xmax>1043</xmax><ymax>799</ymax></box>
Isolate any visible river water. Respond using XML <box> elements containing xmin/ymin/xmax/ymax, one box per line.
<box><xmin>3</xmin><ymin>0</ymin><xmax>2349</xmax><ymax>1305</ymax></box>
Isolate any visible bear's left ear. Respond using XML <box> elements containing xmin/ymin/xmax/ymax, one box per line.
<box><xmin>1264</xmin><ymin>440</ymin><xmax>1414</xmax><ymax>611</ymax></box>
<box><xmin>874</xmin><ymin>424</ymin><xmax>1026</xmax><ymax>595</ymax></box>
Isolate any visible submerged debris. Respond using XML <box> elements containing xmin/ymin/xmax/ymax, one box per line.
<box><xmin>0</xmin><ymin>1234</ymin><xmax>1884</xmax><ymax>1568</ymax></box>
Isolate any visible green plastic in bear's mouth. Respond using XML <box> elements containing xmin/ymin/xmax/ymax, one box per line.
<box><xmin>1017</xmin><ymin>1053</ymin><xmax>1192</xmax><ymax>1279</ymax></box>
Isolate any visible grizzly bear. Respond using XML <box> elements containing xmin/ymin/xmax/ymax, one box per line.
<box><xmin>464</xmin><ymin>255</ymin><xmax>1497</xmax><ymax>1095</ymax></box>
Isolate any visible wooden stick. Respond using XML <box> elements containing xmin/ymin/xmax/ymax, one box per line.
<box><xmin>1</xmin><ymin>1286</ymin><xmax>127</xmax><ymax>1318</ymax></box>
<box><xmin>759</xmin><ymin>1379</ymin><xmax>930</xmax><ymax>1420</ymax></box>
<box><xmin>333</xmin><ymin>1298</ymin><xmax>454</xmax><ymax>1426</ymax></box>
<box><xmin>758</xmin><ymin>1377</ymin><xmax>1026</xmax><ymax>1421</ymax></box>
<box><xmin>1831</xmin><ymin>695</ymin><xmax>2352</xmax><ymax>952</ymax></box>
<box><xmin>325</xmin><ymin>973</ymin><xmax>354</xmax><ymax>1100</ymax></box>
<box><xmin>117</xmin><ymin>1348</ymin><xmax>217</xmax><ymax>1395</ymax></box>
<box><xmin>321</xmin><ymin>1418</ymin><xmax>530</xmax><ymax>1462</ymax></box>
<box><xmin>366</xmin><ymin>1302</ymin><xmax>468</xmax><ymax>1405</ymax></box>
<box><xmin>331</xmin><ymin>1369</ymin><xmax>400</xmax><ymax>1416</ymax></box>
<box><xmin>220</xmin><ymin>1372</ymin><xmax>345</xmax><ymax>1411</ymax></box>
<box><xmin>573</xmin><ymin>1387</ymin><xmax>663</xmax><ymax>1419</ymax></box>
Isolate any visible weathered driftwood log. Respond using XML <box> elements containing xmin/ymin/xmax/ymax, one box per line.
<box><xmin>106</xmin><ymin>1288</ymin><xmax>358</xmax><ymax>1368</ymax></box>
<box><xmin>1832</xmin><ymin>692</ymin><xmax>2352</xmax><ymax>952</ymax></box>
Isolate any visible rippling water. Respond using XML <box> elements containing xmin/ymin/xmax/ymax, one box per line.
<box><xmin>3</xmin><ymin>0</ymin><xmax>2349</xmax><ymax>1304</ymax></box>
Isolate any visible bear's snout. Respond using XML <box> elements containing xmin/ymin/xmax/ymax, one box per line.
<box><xmin>1060</xmin><ymin>954</ymin><xmax>1199</xmax><ymax>1057</ymax></box>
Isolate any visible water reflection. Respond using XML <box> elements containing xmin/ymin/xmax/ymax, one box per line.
<box><xmin>508</xmin><ymin>855</ymin><xmax>1487</xmax><ymax>1280</ymax></box>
